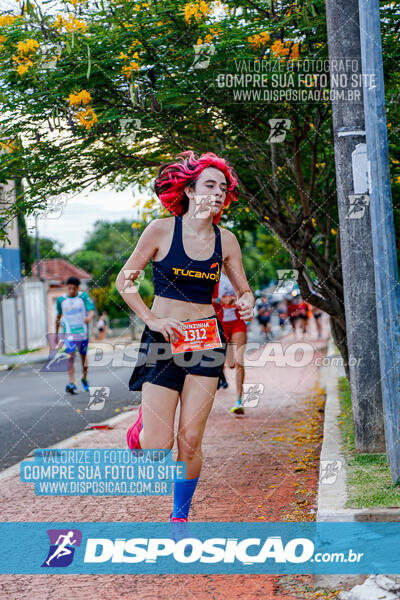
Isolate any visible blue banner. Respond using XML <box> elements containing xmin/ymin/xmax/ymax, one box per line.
<box><xmin>0</xmin><ymin>248</ymin><xmax>21</xmax><ymax>283</ymax></box>
<box><xmin>20</xmin><ymin>449</ymin><xmax>186</xmax><ymax>496</ymax></box>
<box><xmin>0</xmin><ymin>522</ymin><xmax>400</xmax><ymax>574</ymax></box>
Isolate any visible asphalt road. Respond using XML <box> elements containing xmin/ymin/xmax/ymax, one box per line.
<box><xmin>0</xmin><ymin>358</ymin><xmax>138</xmax><ymax>472</ymax></box>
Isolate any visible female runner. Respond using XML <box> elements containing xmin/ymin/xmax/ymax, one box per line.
<box><xmin>116</xmin><ymin>151</ymin><xmax>255</xmax><ymax>522</ymax></box>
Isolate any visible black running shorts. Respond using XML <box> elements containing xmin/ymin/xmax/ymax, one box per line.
<box><xmin>129</xmin><ymin>316</ymin><xmax>227</xmax><ymax>393</ymax></box>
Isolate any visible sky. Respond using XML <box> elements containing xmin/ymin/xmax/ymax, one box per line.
<box><xmin>26</xmin><ymin>185</ymin><xmax>147</xmax><ymax>254</ymax></box>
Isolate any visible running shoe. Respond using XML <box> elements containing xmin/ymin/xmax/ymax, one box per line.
<box><xmin>169</xmin><ymin>512</ymin><xmax>197</xmax><ymax>556</ymax></box>
<box><xmin>217</xmin><ymin>373</ymin><xmax>228</xmax><ymax>389</ymax></box>
<box><xmin>127</xmin><ymin>405</ymin><xmax>143</xmax><ymax>450</ymax></box>
<box><xmin>81</xmin><ymin>378</ymin><xmax>90</xmax><ymax>392</ymax></box>
<box><xmin>65</xmin><ymin>383</ymin><xmax>78</xmax><ymax>395</ymax></box>
<box><xmin>170</xmin><ymin>512</ymin><xmax>188</xmax><ymax>523</ymax></box>
<box><xmin>230</xmin><ymin>400</ymin><xmax>245</xmax><ymax>415</ymax></box>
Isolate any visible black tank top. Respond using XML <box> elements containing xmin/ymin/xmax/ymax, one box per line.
<box><xmin>152</xmin><ymin>216</ymin><xmax>223</xmax><ymax>304</ymax></box>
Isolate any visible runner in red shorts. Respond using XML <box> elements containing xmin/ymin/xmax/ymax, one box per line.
<box><xmin>212</xmin><ymin>269</ymin><xmax>248</xmax><ymax>415</ymax></box>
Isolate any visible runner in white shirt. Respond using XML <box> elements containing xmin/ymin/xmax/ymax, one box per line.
<box><xmin>55</xmin><ymin>276</ymin><xmax>95</xmax><ymax>394</ymax></box>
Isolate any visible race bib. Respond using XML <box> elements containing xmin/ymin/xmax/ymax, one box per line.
<box><xmin>170</xmin><ymin>318</ymin><xmax>222</xmax><ymax>354</ymax></box>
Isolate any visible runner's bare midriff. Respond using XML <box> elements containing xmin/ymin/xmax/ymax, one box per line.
<box><xmin>150</xmin><ymin>295</ymin><xmax>216</xmax><ymax>321</ymax></box>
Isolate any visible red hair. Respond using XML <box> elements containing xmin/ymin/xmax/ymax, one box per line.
<box><xmin>154</xmin><ymin>151</ymin><xmax>239</xmax><ymax>224</ymax></box>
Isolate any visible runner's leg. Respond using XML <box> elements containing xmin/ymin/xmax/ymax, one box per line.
<box><xmin>230</xmin><ymin>329</ymin><xmax>246</xmax><ymax>414</ymax></box>
<box><xmin>226</xmin><ymin>341</ymin><xmax>235</xmax><ymax>369</ymax></box>
<box><xmin>67</xmin><ymin>352</ymin><xmax>75</xmax><ymax>385</ymax></box>
<box><xmin>172</xmin><ymin>374</ymin><xmax>218</xmax><ymax>519</ymax></box>
<box><xmin>232</xmin><ymin>330</ymin><xmax>246</xmax><ymax>402</ymax></box>
<box><xmin>302</xmin><ymin>316</ymin><xmax>308</xmax><ymax>335</ymax></box>
<box><xmin>177</xmin><ymin>374</ymin><xmax>217</xmax><ymax>478</ymax></box>
<box><xmin>80</xmin><ymin>352</ymin><xmax>88</xmax><ymax>381</ymax></box>
<box><xmin>138</xmin><ymin>382</ymin><xmax>180</xmax><ymax>450</ymax></box>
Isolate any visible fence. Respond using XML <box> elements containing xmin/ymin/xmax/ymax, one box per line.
<box><xmin>0</xmin><ymin>278</ymin><xmax>48</xmax><ymax>354</ymax></box>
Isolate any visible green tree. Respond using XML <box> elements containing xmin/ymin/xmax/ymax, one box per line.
<box><xmin>73</xmin><ymin>218</ymin><xmax>153</xmax><ymax>318</ymax></box>
<box><xmin>35</xmin><ymin>237</ymin><xmax>66</xmax><ymax>261</ymax></box>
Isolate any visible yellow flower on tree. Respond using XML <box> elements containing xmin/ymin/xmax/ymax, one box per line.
<box><xmin>17</xmin><ymin>63</ymin><xmax>29</xmax><ymax>76</ymax></box>
<box><xmin>184</xmin><ymin>0</ymin><xmax>210</xmax><ymax>24</ymax></box>
<box><xmin>271</xmin><ymin>39</ymin><xmax>290</xmax><ymax>58</ymax></box>
<box><xmin>17</xmin><ymin>38</ymin><xmax>39</xmax><ymax>55</ymax></box>
<box><xmin>121</xmin><ymin>60</ymin><xmax>140</xmax><ymax>79</ymax></box>
<box><xmin>290</xmin><ymin>43</ymin><xmax>300</xmax><ymax>59</ymax></box>
<box><xmin>63</xmin><ymin>14</ymin><xmax>87</xmax><ymax>33</ymax></box>
<box><xmin>12</xmin><ymin>39</ymin><xmax>37</xmax><ymax>76</ymax></box>
<box><xmin>0</xmin><ymin>139</ymin><xmax>15</xmax><ymax>153</ymax></box>
<box><xmin>13</xmin><ymin>56</ymin><xmax>33</xmax><ymax>67</ymax></box>
<box><xmin>52</xmin><ymin>15</ymin><xmax>63</xmax><ymax>32</ymax></box>
<box><xmin>69</xmin><ymin>89</ymin><xmax>92</xmax><ymax>106</ymax></box>
<box><xmin>76</xmin><ymin>108</ymin><xmax>98</xmax><ymax>130</ymax></box>
<box><xmin>0</xmin><ymin>15</ymin><xmax>18</xmax><ymax>27</ymax></box>
<box><xmin>248</xmin><ymin>31</ymin><xmax>270</xmax><ymax>50</ymax></box>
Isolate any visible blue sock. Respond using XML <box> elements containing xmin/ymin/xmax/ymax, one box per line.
<box><xmin>172</xmin><ymin>475</ymin><xmax>199</xmax><ymax>519</ymax></box>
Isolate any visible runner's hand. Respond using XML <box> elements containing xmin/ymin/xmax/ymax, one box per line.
<box><xmin>236</xmin><ymin>297</ymin><xmax>254</xmax><ymax>321</ymax></box>
<box><xmin>146</xmin><ymin>317</ymin><xmax>184</xmax><ymax>342</ymax></box>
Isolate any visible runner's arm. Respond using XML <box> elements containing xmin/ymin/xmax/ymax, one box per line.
<box><xmin>116</xmin><ymin>220</ymin><xmax>160</xmax><ymax>325</ymax></box>
<box><xmin>84</xmin><ymin>310</ymin><xmax>95</xmax><ymax>325</ymax></box>
<box><xmin>55</xmin><ymin>314</ymin><xmax>61</xmax><ymax>335</ymax></box>
<box><xmin>55</xmin><ymin>296</ymin><xmax>62</xmax><ymax>335</ymax></box>
<box><xmin>222</xmin><ymin>230</ymin><xmax>255</xmax><ymax>320</ymax></box>
<box><xmin>81</xmin><ymin>292</ymin><xmax>95</xmax><ymax>325</ymax></box>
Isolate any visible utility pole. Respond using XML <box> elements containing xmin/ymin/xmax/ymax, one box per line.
<box><xmin>34</xmin><ymin>215</ymin><xmax>41</xmax><ymax>278</ymax></box>
<box><xmin>359</xmin><ymin>0</ymin><xmax>400</xmax><ymax>482</ymax></box>
<box><xmin>325</xmin><ymin>0</ymin><xmax>385</xmax><ymax>452</ymax></box>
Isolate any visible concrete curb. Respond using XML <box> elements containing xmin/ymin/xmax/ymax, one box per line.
<box><xmin>317</xmin><ymin>337</ymin><xmax>400</xmax><ymax>522</ymax></box>
<box><xmin>315</xmin><ymin>339</ymin><xmax>400</xmax><ymax>593</ymax></box>
<box><xmin>317</xmin><ymin>336</ymin><xmax>352</xmax><ymax>522</ymax></box>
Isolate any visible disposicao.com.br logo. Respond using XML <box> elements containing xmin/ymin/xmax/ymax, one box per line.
<box><xmin>1</xmin><ymin>522</ymin><xmax>391</xmax><ymax>574</ymax></box>
<box><xmin>84</xmin><ymin>536</ymin><xmax>316</xmax><ymax>564</ymax></box>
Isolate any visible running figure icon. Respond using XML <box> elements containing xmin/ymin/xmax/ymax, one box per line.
<box><xmin>45</xmin><ymin>531</ymin><xmax>77</xmax><ymax>566</ymax></box>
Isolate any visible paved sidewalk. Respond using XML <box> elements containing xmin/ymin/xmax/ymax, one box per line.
<box><xmin>0</xmin><ymin>319</ymin><xmax>337</xmax><ymax>599</ymax></box>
